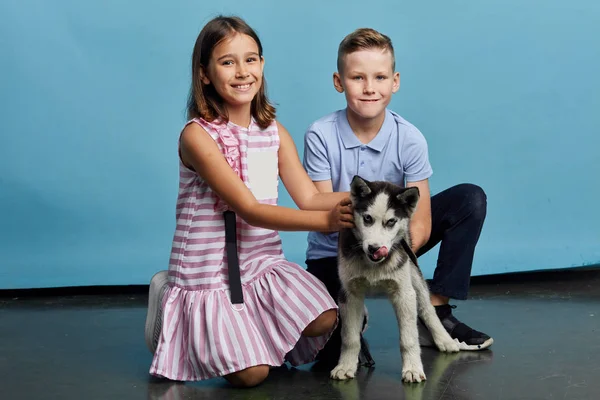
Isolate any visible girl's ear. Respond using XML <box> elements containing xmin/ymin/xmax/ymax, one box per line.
<box><xmin>260</xmin><ymin>55</ymin><xmax>265</xmax><ymax>74</ymax></box>
<box><xmin>200</xmin><ymin>65</ymin><xmax>211</xmax><ymax>85</ymax></box>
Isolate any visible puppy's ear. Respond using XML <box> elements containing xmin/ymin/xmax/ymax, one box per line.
<box><xmin>396</xmin><ymin>187</ymin><xmax>420</xmax><ymax>215</ymax></box>
<box><xmin>350</xmin><ymin>175</ymin><xmax>371</xmax><ymax>198</ymax></box>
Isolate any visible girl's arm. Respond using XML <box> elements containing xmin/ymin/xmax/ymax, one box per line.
<box><xmin>276</xmin><ymin>122</ymin><xmax>350</xmax><ymax>211</ymax></box>
<box><xmin>179</xmin><ymin>123</ymin><xmax>353</xmax><ymax>232</ymax></box>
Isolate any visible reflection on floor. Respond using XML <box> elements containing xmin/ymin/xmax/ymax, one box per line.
<box><xmin>1</xmin><ymin>267</ymin><xmax>598</xmax><ymax>399</ymax></box>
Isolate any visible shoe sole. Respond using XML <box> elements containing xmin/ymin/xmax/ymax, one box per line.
<box><xmin>419</xmin><ymin>323</ymin><xmax>494</xmax><ymax>351</ymax></box>
<box><xmin>420</xmin><ymin>336</ymin><xmax>494</xmax><ymax>351</ymax></box>
<box><xmin>145</xmin><ymin>270</ymin><xmax>169</xmax><ymax>353</ymax></box>
<box><xmin>455</xmin><ymin>337</ymin><xmax>494</xmax><ymax>351</ymax></box>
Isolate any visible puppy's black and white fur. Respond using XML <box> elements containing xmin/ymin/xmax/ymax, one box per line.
<box><xmin>330</xmin><ymin>176</ymin><xmax>460</xmax><ymax>383</ymax></box>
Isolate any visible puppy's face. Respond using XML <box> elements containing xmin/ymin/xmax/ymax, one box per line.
<box><xmin>350</xmin><ymin>176</ymin><xmax>419</xmax><ymax>264</ymax></box>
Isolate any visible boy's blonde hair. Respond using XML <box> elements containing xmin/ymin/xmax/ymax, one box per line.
<box><xmin>337</xmin><ymin>28</ymin><xmax>396</xmax><ymax>72</ymax></box>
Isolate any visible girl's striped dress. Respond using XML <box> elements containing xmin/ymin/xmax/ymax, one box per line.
<box><xmin>149</xmin><ymin>117</ymin><xmax>338</xmax><ymax>381</ymax></box>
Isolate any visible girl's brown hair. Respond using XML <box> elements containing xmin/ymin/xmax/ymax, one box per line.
<box><xmin>186</xmin><ymin>16</ymin><xmax>276</xmax><ymax>129</ymax></box>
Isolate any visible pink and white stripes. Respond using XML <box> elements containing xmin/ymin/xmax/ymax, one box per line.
<box><xmin>149</xmin><ymin>118</ymin><xmax>337</xmax><ymax>381</ymax></box>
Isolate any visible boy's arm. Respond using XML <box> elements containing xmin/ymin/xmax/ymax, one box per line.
<box><xmin>406</xmin><ymin>179</ymin><xmax>432</xmax><ymax>253</ymax></box>
<box><xmin>402</xmin><ymin>124</ymin><xmax>434</xmax><ymax>253</ymax></box>
<box><xmin>302</xmin><ymin>124</ymin><xmax>351</xmax><ymax>198</ymax></box>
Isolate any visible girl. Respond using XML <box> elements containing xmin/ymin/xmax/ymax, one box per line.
<box><xmin>146</xmin><ymin>15</ymin><xmax>353</xmax><ymax>388</ymax></box>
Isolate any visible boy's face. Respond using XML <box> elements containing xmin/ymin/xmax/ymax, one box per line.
<box><xmin>334</xmin><ymin>48</ymin><xmax>400</xmax><ymax>121</ymax></box>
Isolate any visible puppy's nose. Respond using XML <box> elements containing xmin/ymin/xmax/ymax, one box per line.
<box><xmin>367</xmin><ymin>245</ymin><xmax>380</xmax><ymax>255</ymax></box>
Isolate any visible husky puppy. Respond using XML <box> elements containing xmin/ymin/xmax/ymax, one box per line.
<box><xmin>330</xmin><ymin>176</ymin><xmax>460</xmax><ymax>383</ymax></box>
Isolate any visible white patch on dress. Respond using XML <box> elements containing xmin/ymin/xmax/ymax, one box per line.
<box><xmin>246</xmin><ymin>150</ymin><xmax>278</xmax><ymax>200</ymax></box>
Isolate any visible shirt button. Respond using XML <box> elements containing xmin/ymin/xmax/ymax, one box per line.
<box><xmin>360</xmin><ymin>146</ymin><xmax>366</xmax><ymax>151</ymax></box>
<box><xmin>360</xmin><ymin>162</ymin><xmax>365</xmax><ymax>166</ymax></box>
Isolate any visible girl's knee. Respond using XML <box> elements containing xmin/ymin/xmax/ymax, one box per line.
<box><xmin>224</xmin><ymin>365</ymin><xmax>269</xmax><ymax>388</ymax></box>
<box><xmin>322</xmin><ymin>309</ymin><xmax>338</xmax><ymax>331</ymax></box>
<box><xmin>303</xmin><ymin>309</ymin><xmax>338</xmax><ymax>337</ymax></box>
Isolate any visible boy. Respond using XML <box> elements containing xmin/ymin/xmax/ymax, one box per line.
<box><xmin>303</xmin><ymin>28</ymin><xmax>493</xmax><ymax>363</ymax></box>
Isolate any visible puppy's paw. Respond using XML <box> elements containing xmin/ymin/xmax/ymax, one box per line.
<box><xmin>435</xmin><ymin>336</ymin><xmax>460</xmax><ymax>353</ymax></box>
<box><xmin>402</xmin><ymin>367</ymin><xmax>426</xmax><ymax>383</ymax></box>
<box><xmin>330</xmin><ymin>362</ymin><xmax>357</xmax><ymax>380</ymax></box>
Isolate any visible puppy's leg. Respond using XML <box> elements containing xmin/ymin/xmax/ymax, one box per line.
<box><xmin>330</xmin><ymin>288</ymin><xmax>365</xmax><ymax>380</ymax></box>
<box><xmin>411</xmin><ymin>266</ymin><xmax>459</xmax><ymax>353</ymax></box>
<box><xmin>389</xmin><ymin>269</ymin><xmax>426</xmax><ymax>383</ymax></box>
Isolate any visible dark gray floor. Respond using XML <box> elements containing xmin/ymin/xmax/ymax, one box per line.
<box><xmin>1</xmin><ymin>269</ymin><xmax>599</xmax><ymax>400</ymax></box>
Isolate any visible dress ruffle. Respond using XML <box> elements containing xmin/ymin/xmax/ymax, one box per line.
<box><xmin>213</xmin><ymin>121</ymin><xmax>242</xmax><ymax>213</ymax></box>
<box><xmin>149</xmin><ymin>262</ymin><xmax>338</xmax><ymax>381</ymax></box>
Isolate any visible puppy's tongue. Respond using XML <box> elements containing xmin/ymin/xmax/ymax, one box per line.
<box><xmin>373</xmin><ymin>246</ymin><xmax>389</xmax><ymax>260</ymax></box>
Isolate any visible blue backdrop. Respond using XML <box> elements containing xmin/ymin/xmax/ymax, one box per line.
<box><xmin>1</xmin><ymin>0</ymin><xmax>598</xmax><ymax>289</ymax></box>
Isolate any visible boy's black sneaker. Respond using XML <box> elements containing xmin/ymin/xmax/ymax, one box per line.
<box><xmin>419</xmin><ymin>304</ymin><xmax>493</xmax><ymax>351</ymax></box>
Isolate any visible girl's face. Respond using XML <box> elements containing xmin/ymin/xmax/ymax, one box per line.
<box><xmin>202</xmin><ymin>33</ymin><xmax>264</xmax><ymax>110</ymax></box>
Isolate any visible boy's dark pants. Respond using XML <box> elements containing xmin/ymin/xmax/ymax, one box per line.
<box><xmin>306</xmin><ymin>184</ymin><xmax>487</xmax><ymax>364</ymax></box>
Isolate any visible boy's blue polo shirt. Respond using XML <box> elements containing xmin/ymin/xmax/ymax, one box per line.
<box><xmin>303</xmin><ymin>108</ymin><xmax>433</xmax><ymax>261</ymax></box>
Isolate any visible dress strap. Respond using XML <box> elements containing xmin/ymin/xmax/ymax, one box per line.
<box><xmin>224</xmin><ymin>210</ymin><xmax>244</xmax><ymax>306</ymax></box>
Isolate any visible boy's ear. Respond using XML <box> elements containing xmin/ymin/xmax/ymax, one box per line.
<box><xmin>333</xmin><ymin>72</ymin><xmax>344</xmax><ymax>93</ymax></box>
<box><xmin>392</xmin><ymin>71</ymin><xmax>400</xmax><ymax>93</ymax></box>
<box><xmin>200</xmin><ymin>66</ymin><xmax>211</xmax><ymax>85</ymax></box>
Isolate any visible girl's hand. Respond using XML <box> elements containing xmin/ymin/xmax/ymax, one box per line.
<box><xmin>328</xmin><ymin>198</ymin><xmax>354</xmax><ymax>231</ymax></box>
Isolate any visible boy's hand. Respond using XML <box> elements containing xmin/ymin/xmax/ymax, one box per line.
<box><xmin>328</xmin><ymin>198</ymin><xmax>354</xmax><ymax>231</ymax></box>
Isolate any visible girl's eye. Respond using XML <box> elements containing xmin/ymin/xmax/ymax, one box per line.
<box><xmin>246</xmin><ymin>57</ymin><xmax>258</xmax><ymax>63</ymax></box>
<box><xmin>222</xmin><ymin>60</ymin><xmax>233</xmax><ymax>66</ymax></box>
<box><xmin>353</xmin><ymin>76</ymin><xmax>363</xmax><ymax>80</ymax></box>
<box><xmin>377</xmin><ymin>75</ymin><xmax>387</xmax><ymax>80</ymax></box>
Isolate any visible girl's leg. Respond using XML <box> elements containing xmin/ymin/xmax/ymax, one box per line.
<box><xmin>224</xmin><ymin>365</ymin><xmax>270</xmax><ymax>388</ymax></box>
<box><xmin>302</xmin><ymin>309</ymin><xmax>337</xmax><ymax>337</ymax></box>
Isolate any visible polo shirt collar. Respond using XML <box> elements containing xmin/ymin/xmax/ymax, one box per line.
<box><xmin>338</xmin><ymin>108</ymin><xmax>393</xmax><ymax>152</ymax></box>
